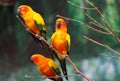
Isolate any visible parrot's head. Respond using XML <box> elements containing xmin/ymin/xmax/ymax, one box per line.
<box><xmin>56</xmin><ymin>18</ymin><xmax>67</xmax><ymax>32</ymax></box>
<box><xmin>17</xmin><ymin>5</ymin><xmax>32</xmax><ymax>17</ymax></box>
<box><xmin>31</xmin><ymin>54</ymin><xmax>44</xmax><ymax>65</ymax></box>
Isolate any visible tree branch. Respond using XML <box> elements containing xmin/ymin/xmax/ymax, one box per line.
<box><xmin>65</xmin><ymin>55</ymin><xmax>93</xmax><ymax>81</ymax></box>
<box><xmin>25</xmin><ymin>74</ymin><xmax>81</xmax><ymax>79</ymax></box>
<box><xmin>67</xmin><ymin>0</ymin><xmax>120</xmax><ymax>42</ymax></box>
<box><xmin>67</xmin><ymin>1</ymin><xmax>95</xmax><ymax>10</ymax></box>
<box><xmin>57</xmin><ymin>15</ymin><xmax>110</xmax><ymax>35</ymax></box>
<box><xmin>85</xmin><ymin>0</ymin><xmax>120</xmax><ymax>42</ymax></box>
<box><xmin>85</xmin><ymin>13</ymin><xmax>108</xmax><ymax>31</ymax></box>
<box><xmin>99</xmin><ymin>54</ymin><xmax>120</xmax><ymax>60</ymax></box>
<box><xmin>83</xmin><ymin>35</ymin><xmax>120</xmax><ymax>55</ymax></box>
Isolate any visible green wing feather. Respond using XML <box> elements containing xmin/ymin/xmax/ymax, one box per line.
<box><xmin>66</xmin><ymin>34</ymin><xmax>71</xmax><ymax>54</ymax></box>
<box><xmin>48</xmin><ymin>60</ymin><xmax>63</xmax><ymax>81</ymax></box>
<box><xmin>33</xmin><ymin>13</ymin><xmax>47</xmax><ymax>36</ymax></box>
<box><xmin>48</xmin><ymin>60</ymin><xmax>61</xmax><ymax>75</ymax></box>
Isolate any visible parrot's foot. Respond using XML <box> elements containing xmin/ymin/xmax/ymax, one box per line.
<box><xmin>26</xmin><ymin>28</ymin><xmax>30</xmax><ymax>31</ymax></box>
<box><xmin>35</xmin><ymin>34</ymin><xmax>39</xmax><ymax>38</ymax></box>
<box><xmin>55</xmin><ymin>75</ymin><xmax>60</xmax><ymax>78</ymax></box>
<box><xmin>49</xmin><ymin>45</ymin><xmax>54</xmax><ymax>49</ymax></box>
<box><xmin>41</xmin><ymin>76</ymin><xmax>47</xmax><ymax>80</ymax></box>
<box><xmin>62</xmin><ymin>55</ymin><xmax>68</xmax><ymax>58</ymax></box>
<box><xmin>39</xmin><ymin>36</ymin><xmax>44</xmax><ymax>40</ymax></box>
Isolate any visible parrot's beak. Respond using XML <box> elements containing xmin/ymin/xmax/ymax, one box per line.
<box><xmin>56</xmin><ymin>22</ymin><xmax>61</xmax><ymax>28</ymax></box>
<box><xmin>17</xmin><ymin>9</ymin><xmax>22</xmax><ymax>15</ymax></box>
<box><xmin>31</xmin><ymin>59</ymin><xmax>34</xmax><ymax>64</ymax></box>
<box><xmin>30</xmin><ymin>58</ymin><xmax>34</xmax><ymax>63</ymax></box>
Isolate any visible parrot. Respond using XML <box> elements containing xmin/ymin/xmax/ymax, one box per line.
<box><xmin>31</xmin><ymin>54</ymin><xmax>63</xmax><ymax>81</ymax></box>
<box><xmin>17</xmin><ymin>5</ymin><xmax>46</xmax><ymax>37</ymax></box>
<box><xmin>17</xmin><ymin>5</ymin><xmax>54</xmax><ymax>60</ymax></box>
<box><xmin>51</xmin><ymin>18</ymin><xmax>71</xmax><ymax>80</ymax></box>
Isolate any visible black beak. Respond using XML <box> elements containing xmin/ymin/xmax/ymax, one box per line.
<box><xmin>17</xmin><ymin>9</ymin><xmax>21</xmax><ymax>16</ymax></box>
<box><xmin>30</xmin><ymin>58</ymin><xmax>34</xmax><ymax>63</ymax></box>
<box><xmin>56</xmin><ymin>22</ymin><xmax>61</xmax><ymax>28</ymax></box>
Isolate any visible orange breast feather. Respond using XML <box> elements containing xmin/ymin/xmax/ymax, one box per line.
<box><xmin>38</xmin><ymin>60</ymin><xmax>56</xmax><ymax>77</ymax></box>
<box><xmin>25</xmin><ymin>17</ymin><xmax>39</xmax><ymax>34</ymax></box>
<box><xmin>52</xmin><ymin>31</ymin><xmax>67</xmax><ymax>55</ymax></box>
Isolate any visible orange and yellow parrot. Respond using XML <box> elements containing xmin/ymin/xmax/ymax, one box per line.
<box><xmin>17</xmin><ymin>5</ymin><xmax>54</xmax><ymax>60</ymax></box>
<box><xmin>17</xmin><ymin>5</ymin><xmax>46</xmax><ymax>37</ymax></box>
<box><xmin>51</xmin><ymin>18</ymin><xmax>71</xmax><ymax>80</ymax></box>
<box><xmin>31</xmin><ymin>54</ymin><xmax>63</xmax><ymax>81</ymax></box>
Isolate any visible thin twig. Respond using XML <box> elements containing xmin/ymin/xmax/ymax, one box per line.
<box><xmin>16</xmin><ymin>15</ymin><xmax>93</xmax><ymax>81</ymax></box>
<box><xmin>112</xmin><ymin>30</ymin><xmax>120</xmax><ymax>33</ymax></box>
<box><xmin>67</xmin><ymin>1</ymin><xmax>95</xmax><ymax>10</ymax></box>
<box><xmin>68</xmin><ymin>1</ymin><xmax>107</xmax><ymax>32</ymax></box>
<box><xmin>67</xmin><ymin>0</ymin><xmax>120</xmax><ymax>42</ymax></box>
<box><xmin>89</xmin><ymin>22</ymin><xmax>120</xmax><ymax>33</ymax></box>
<box><xmin>65</xmin><ymin>55</ymin><xmax>93</xmax><ymax>81</ymax></box>
<box><xmin>25</xmin><ymin>74</ymin><xmax>80</xmax><ymax>79</ymax></box>
<box><xmin>85</xmin><ymin>13</ymin><xmax>108</xmax><ymax>31</ymax></box>
<box><xmin>57</xmin><ymin>15</ymin><xmax>110</xmax><ymax>35</ymax></box>
<box><xmin>99</xmin><ymin>54</ymin><xmax>120</xmax><ymax>60</ymax></box>
<box><xmin>89</xmin><ymin>22</ymin><xmax>108</xmax><ymax>31</ymax></box>
<box><xmin>83</xmin><ymin>35</ymin><xmax>120</xmax><ymax>55</ymax></box>
<box><xmin>85</xmin><ymin>0</ymin><xmax>120</xmax><ymax>42</ymax></box>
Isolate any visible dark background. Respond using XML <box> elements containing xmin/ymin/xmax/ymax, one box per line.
<box><xmin>0</xmin><ymin>0</ymin><xmax>120</xmax><ymax>81</ymax></box>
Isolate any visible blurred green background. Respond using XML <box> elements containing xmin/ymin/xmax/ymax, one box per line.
<box><xmin>0</xmin><ymin>0</ymin><xmax>120</xmax><ymax>81</ymax></box>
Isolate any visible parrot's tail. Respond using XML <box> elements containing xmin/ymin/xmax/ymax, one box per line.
<box><xmin>52</xmin><ymin>51</ymin><xmax>68</xmax><ymax>80</ymax></box>
<box><xmin>56</xmin><ymin>77</ymin><xmax>63</xmax><ymax>81</ymax></box>
<box><xmin>50</xmin><ymin>77</ymin><xmax>63</xmax><ymax>81</ymax></box>
<box><xmin>60</xmin><ymin>59</ymin><xmax>68</xmax><ymax>80</ymax></box>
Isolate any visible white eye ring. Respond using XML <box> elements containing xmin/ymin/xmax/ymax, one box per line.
<box><xmin>21</xmin><ymin>7</ymin><xmax>26</xmax><ymax>11</ymax></box>
<box><xmin>61</xmin><ymin>21</ymin><xmax>65</xmax><ymax>24</ymax></box>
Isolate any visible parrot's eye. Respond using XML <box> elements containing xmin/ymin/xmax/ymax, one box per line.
<box><xmin>61</xmin><ymin>21</ymin><xmax>65</xmax><ymax>24</ymax></box>
<box><xmin>56</xmin><ymin>22</ymin><xmax>61</xmax><ymax>28</ymax></box>
<box><xmin>20</xmin><ymin>6</ymin><xmax>29</xmax><ymax>12</ymax></box>
<box><xmin>21</xmin><ymin>7</ymin><xmax>26</xmax><ymax>11</ymax></box>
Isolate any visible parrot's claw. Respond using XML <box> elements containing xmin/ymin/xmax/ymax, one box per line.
<box><xmin>26</xmin><ymin>28</ymin><xmax>30</xmax><ymax>31</ymax></box>
<box><xmin>39</xmin><ymin>36</ymin><xmax>44</xmax><ymax>40</ymax></box>
<box><xmin>62</xmin><ymin>55</ymin><xmax>68</xmax><ymax>58</ymax></box>
<box><xmin>35</xmin><ymin>34</ymin><xmax>39</xmax><ymax>38</ymax></box>
<box><xmin>55</xmin><ymin>75</ymin><xmax>60</xmax><ymax>78</ymax></box>
<box><xmin>49</xmin><ymin>45</ymin><xmax>54</xmax><ymax>49</ymax></box>
<box><xmin>41</xmin><ymin>76</ymin><xmax>47</xmax><ymax>79</ymax></box>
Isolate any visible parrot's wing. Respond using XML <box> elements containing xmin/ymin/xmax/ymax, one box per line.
<box><xmin>48</xmin><ymin>60</ymin><xmax>61</xmax><ymax>75</ymax></box>
<box><xmin>50</xmin><ymin>33</ymin><xmax>55</xmax><ymax>44</ymax></box>
<box><xmin>37</xmin><ymin>66</ymin><xmax>43</xmax><ymax>76</ymax></box>
<box><xmin>33</xmin><ymin>13</ymin><xmax>47</xmax><ymax>35</ymax></box>
<box><xmin>66</xmin><ymin>34</ymin><xmax>71</xmax><ymax>54</ymax></box>
<box><xmin>48</xmin><ymin>60</ymin><xmax>63</xmax><ymax>81</ymax></box>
